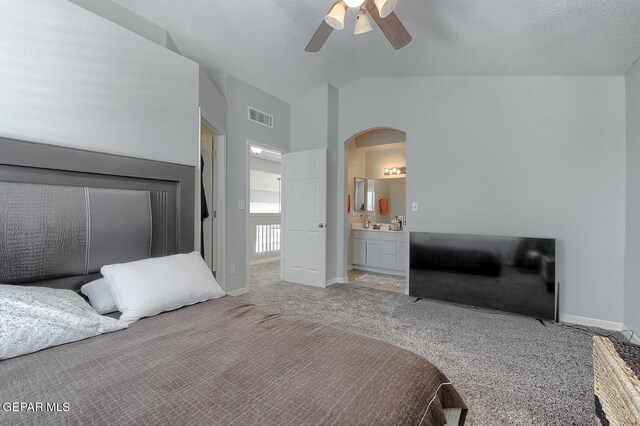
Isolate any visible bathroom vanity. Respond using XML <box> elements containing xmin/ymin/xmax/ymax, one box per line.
<box><xmin>352</xmin><ymin>224</ymin><xmax>407</xmax><ymax>276</ymax></box>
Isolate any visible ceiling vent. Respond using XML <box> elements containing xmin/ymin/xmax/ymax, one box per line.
<box><xmin>248</xmin><ymin>107</ymin><xmax>273</xmax><ymax>128</ymax></box>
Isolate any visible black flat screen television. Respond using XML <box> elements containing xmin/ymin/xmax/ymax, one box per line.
<box><xmin>409</xmin><ymin>232</ymin><xmax>557</xmax><ymax>321</ymax></box>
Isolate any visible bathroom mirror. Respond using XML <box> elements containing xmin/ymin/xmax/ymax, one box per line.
<box><xmin>366</xmin><ymin>179</ymin><xmax>375</xmax><ymax>212</ymax></box>
<box><xmin>354</xmin><ymin>177</ymin><xmax>365</xmax><ymax>211</ymax></box>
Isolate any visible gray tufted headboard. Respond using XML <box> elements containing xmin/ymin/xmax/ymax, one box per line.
<box><xmin>0</xmin><ymin>136</ymin><xmax>195</xmax><ymax>291</ymax></box>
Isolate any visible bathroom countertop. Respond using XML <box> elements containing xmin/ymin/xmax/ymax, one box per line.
<box><xmin>351</xmin><ymin>223</ymin><xmax>406</xmax><ymax>233</ymax></box>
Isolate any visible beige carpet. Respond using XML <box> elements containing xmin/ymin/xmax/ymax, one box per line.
<box><xmin>244</xmin><ymin>261</ymin><xmax>621</xmax><ymax>425</ymax></box>
<box><xmin>349</xmin><ymin>269</ymin><xmax>406</xmax><ymax>293</ymax></box>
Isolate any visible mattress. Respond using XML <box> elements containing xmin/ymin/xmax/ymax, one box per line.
<box><xmin>0</xmin><ymin>297</ymin><xmax>466</xmax><ymax>425</ymax></box>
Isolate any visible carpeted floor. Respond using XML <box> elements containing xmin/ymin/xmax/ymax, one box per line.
<box><xmin>349</xmin><ymin>269</ymin><xmax>406</xmax><ymax>293</ymax></box>
<box><xmin>244</xmin><ymin>261</ymin><xmax>612</xmax><ymax>425</ymax></box>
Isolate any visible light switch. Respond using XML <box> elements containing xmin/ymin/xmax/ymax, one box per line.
<box><xmin>238</xmin><ymin>200</ymin><xmax>245</xmax><ymax>210</ymax></box>
<box><xmin>412</xmin><ymin>202</ymin><xmax>419</xmax><ymax>212</ymax></box>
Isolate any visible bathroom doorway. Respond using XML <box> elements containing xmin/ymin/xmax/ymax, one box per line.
<box><xmin>345</xmin><ymin>128</ymin><xmax>407</xmax><ymax>293</ymax></box>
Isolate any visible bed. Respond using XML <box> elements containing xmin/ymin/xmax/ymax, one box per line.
<box><xmin>0</xmin><ymin>137</ymin><xmax>467</xmax><ymax>425</ymax></box>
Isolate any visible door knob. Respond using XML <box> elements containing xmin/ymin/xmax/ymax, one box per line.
<box><xmin>318</xmin><ymin>223</ymin><xmax>325</xmax><ymax>228</ymax></box>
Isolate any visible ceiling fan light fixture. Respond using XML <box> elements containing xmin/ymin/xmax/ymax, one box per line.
<box><xmin>325</xmin><ymin>2</ymin><xmax>347</xmax><ymax>30</ymax></box>
<box><xmin>344</xmin><ymin>0</ymin><xmax>365</xmax><ymax>7</ymax></box>
<box><xmin>353</xmin><ymin>8</ymin><xmax>373</xmax><ymax>35</ymax></box>
<box><xmin>374</xmin><ymin>0</ymin><xmax>397</xmax><ymax>18</ymax></box>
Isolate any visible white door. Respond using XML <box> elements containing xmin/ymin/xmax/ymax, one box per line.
<box><xmin>282</xmin><ymin>149</ymin><xmax>326</xmax><ymax>287</ymax></box>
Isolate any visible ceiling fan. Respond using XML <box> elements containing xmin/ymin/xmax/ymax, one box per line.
<box><xmin>306</xmin><ymin>0</ymin><xmax>412</xmax><ymax>52</ymax></box>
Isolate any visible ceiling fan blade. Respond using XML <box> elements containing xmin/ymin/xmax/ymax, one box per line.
<box><xmin>365</xmin><ymin>3</ymin><xmax>412</xmax><ymax>50</ymax></box>
<box><xmin>305</xmin><ymin>20</ymin><xmax>334</xmax><ymax>52</ymax></box>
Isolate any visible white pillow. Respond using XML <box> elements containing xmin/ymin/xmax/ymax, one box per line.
<box><xmin>0</xmin><ymin>285</ymin><xmax>128</xmax><ymax>360</ymax></box>
<box><xmin>101</xmin><ymin>251</ymin><xmax>225</xmax><ymax>324</ymax></box>
<box><xmin>80</xmin><ymin>278</ymin><xmax>118</xmax><ymax>314</ymax></box>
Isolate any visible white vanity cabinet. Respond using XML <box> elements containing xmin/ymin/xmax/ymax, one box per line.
<box><xmin>352</xmin><ymin>230</ymin><xmax>406</xmax><ymax>275</ymax></box>
<box><xmin>353</xmin><ymin>239</ymin><xmax>367</xmax><ymax>265</ymax></box>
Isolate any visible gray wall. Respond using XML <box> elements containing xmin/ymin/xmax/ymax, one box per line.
<box><xmin>0</xmin><ymin>0</ymin><xmax>200</xmax><ymax>167</ymax></box>
<box><xmin>625</xmin><ymin>59</ymin><xmax>640</xmax><ymax>337</ymax></box>
<box><xmin>291</xmin><ymin>85</ymin><xmax>330</xmax><ymax>151</ymax></box>
<box><xmin>68</xmin><ymin>0</ymin><xmax>169</xmax><ymax>49</ymax></box>
<box><xmin>222</xmin><ymin>74</ymin><xmax>290</xmax><ymax>294</ymax></box>
<box><xmin>290</xmin><ymin>84</ymin><xmax>340</xmax><ymax>282</ymax></box>
<box><xmin>336</xmin><ymin>76</ymin><xmax>627</xmax><ymax>325</ymax></box>
<box><xmin>199</xmin><ymin>66</ymin><xmax>227</xmax><ymax>132</ymax></box>
<box><xmin>327</xmin><ymin>85</ymin><xmax>340</xmax><ymax>282</ymax></box>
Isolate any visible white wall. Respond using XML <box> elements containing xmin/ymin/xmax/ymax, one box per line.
<box><xmin>388</xmin><ymin>178</ymin><xmax>406</xmax><ymax>220</ymax></box>
<box><xmin>364</xmin><ymin>146</ymin><xmax>406</xmax><ymax>180</ymax></box>
<box><xmin>222</xmin><ymin>74</ymin><xmax>290</xmax><ymax>294</ymax></box>
<box><xmin>0</xmin><ymin>0</ymin><xmax>200</xmax><ymax>166</ymax></box>
<box><xmin>625</xmin><ymin>59</ymin><xmax>640</xmax><ymax>336</ymax></box>
<box><xmin>336</xmin><ymin>76</ymin><xmax>626</xmax><ymax>324</ymax></box>
<box><xmin>250</xmin><ymin>157</ymin><xmax>281</xmax><ymax>211</ymax></box>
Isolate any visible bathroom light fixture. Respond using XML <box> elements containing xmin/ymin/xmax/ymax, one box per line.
<box><xmin>353</xmin><ymin>7</ymin><xmax>373</xmax><ymax>35</ymax></box>
<box><xmin>250</xmin><ymin>147</ymin><xmax>263</xmax><ymax>155</ymax></box>
<box><xmin>384</xmin><ymin>166</ymin><xmax>406</xmax><ymax>176</ymax></box>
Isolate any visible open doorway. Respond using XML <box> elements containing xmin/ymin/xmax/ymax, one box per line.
<box><xmin>345</xmin><ymin>128</ymin><xmax>407</xmax><ymax>294</ymax></box>
<box><xmin>247</xmin><ymin>143</ymin><xmax>283</xmax><ymax>288</ymax></box>
<box><xmin>200</xmin><ymin>122</ymin><xmax>216</xmax><ymax>275</ymax></box>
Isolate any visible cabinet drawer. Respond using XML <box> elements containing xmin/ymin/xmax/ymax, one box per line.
<box><xmin>381</xmin><ymin>232</ymin><xmax>397</xmax><ymax>242</ymax></box>
<box><xmin>353</xmin><ymin>230</ymin><xmax>380</xmax><ymax>241</ymax></box>
<box><xmin>397</xmin><ymin>233</ymin><xmax>407</xmax><ymax>243</ymax></box>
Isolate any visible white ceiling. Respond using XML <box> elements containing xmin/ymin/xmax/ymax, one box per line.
<box><xmin>112</xmin><ymin>0</ymin><xmax>640</xmax><ymax>103</ymax></box>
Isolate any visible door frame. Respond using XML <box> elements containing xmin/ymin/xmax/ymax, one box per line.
<box><xmin>199</xmin><ymin>108</ymin><xmax>227</xmax><ymax>292</ymax></box>
<box><xmin>245</xmin><ymin>139</ymin><xmax>288</xmax><ymax>292</ymax></box>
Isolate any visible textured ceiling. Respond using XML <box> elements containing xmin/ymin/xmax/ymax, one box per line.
<box><xmin>112</xmin><ymin>0</ymin><xmax>640</xmax><ymax>103</ymax></box>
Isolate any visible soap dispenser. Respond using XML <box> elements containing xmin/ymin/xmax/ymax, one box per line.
<box><xmin>363</xmin><ymin>214</ymin><xmax>371</xmax><ymax>229</ymax></box>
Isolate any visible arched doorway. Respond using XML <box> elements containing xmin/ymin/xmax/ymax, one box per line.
<box><xmin>341</xmin><ymin>127</ymin><xmax>408</xmax><ymax>293</ymax></box>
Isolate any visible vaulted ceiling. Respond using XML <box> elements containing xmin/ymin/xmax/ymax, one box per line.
<box><xmin>113</xmin><ymin>0</ymin><xmax>640</xmax><ymax>103</ymax></box>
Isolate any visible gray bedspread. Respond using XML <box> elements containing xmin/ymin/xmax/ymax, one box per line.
<box><xmin>0</xmin><ymin>297</ymin><xmax>466</xmax><ymax>425</ymax></box>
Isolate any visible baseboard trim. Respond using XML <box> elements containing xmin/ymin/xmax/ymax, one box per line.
<box><xmin>326</xmin><ymin>275</ymin><xmax>351</xmax><ymax>286</ymax></box>
<box><xmin>250</xmin><ymin>257</ymin><xmax>280</xmax><ymax>266</ymax></box>
<box><xmin>559</xmin><ymin>314</ymin><xmax>625</xmax><ymax>331</ymax></box>
<box><xmin>226</xmin><ymin>287</ymin><xmax>249</xmax><ymax>297</ymax></box>
<box><xmin>347</xmin><ymin>265</ymin><xmax>354</xmax><ymax>271</ymax></box>
<box><xmin>560</xmin><ymin>316</ymin><xmax>639</xmax><ymax>344</ymax></box>
<box><xmin>352</xmin><ymin>265</ymin><xmax>406</xmax><ymax>277</ymax></box>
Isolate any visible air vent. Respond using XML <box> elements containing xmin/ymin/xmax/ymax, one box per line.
<box><xmin>248</xmin><ymin>107</ymin><xmax>273</xmax><ymax>128</ymax></box>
